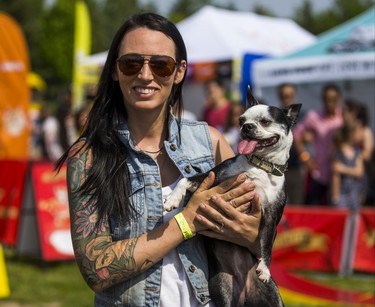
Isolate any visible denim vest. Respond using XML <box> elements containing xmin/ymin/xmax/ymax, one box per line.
<box><xmin>94</xmin><ymin>115</ymin><xmax>215</xmax><ymax>306</ymax></box>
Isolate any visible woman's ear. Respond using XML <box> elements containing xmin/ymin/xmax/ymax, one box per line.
<box><xmin>174</xmin><ymin>60</ymin><xmax>187</xmax><ymax>84</ymax></box>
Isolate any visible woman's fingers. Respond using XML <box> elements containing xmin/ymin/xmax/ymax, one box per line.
<box><xmin>197</xmin><ymin>191</ymin><xmax>262</xmax><ymax>248</ymax></box>
<box><xmin>211</xmin><ymin>173</ymin><xmax>248</xmax><ymax>194</ymax></box>
<box><xmin>195</xmin><ymin>171</ymin><xmax>215</xmax><ymax>193</ymax></box>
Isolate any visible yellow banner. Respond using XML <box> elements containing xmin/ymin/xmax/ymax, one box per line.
<box><xmin>72</xmin><ymin>0</ymin><xmax>92</xmax><ymax>111</ymax></box>
<box><xmin>0</xmin><ymin>245</ymin><xmax>10</xmax><ymax>298</ymax></box>
<box><xmin>0</xmin><ymin>12</ymin><xmax>30</xmax><ymax>159</ymax></box>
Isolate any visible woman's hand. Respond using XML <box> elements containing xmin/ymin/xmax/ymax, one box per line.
<box><xmin>182</xmin><ymin>172</ymin><xmax>261</xmax><ymax>252</ymax></box>
<box><xmin>198</xmin><ymin>193</ymin><xmax>261</xmax><ymax>252</ymax></box>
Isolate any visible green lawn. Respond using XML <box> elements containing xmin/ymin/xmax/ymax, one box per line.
<box><xmin>1</xmin><ymin>247</ymin><xmax>374</xmax><ymax>307</ymax></box>
<box><xmin>2</xmin><ymin>248</ymin><xmax>93</xmax><ymax>307</ymax></box>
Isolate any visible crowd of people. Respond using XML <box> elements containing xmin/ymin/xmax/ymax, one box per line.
<box><xmin>29</xmin><ymin>87</ymin><xmax>93</xmax><ymax>163</ymax></box>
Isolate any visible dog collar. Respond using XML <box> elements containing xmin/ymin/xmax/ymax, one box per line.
<box><xmin>246</xmin><ymin>155</ymin><xmax>287</xmax><ymax>176</ymax></box>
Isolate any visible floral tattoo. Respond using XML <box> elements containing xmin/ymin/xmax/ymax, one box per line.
<box><xmin>67</xmin><ymin>144</ymin><xmax>152</xmax><ymax>290</ymax></box>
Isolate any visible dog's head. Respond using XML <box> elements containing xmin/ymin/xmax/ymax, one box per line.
<box><xmin>237</xmin><ymin>86</ymin><xmax>301</xmax><ymax>162</ymax></box>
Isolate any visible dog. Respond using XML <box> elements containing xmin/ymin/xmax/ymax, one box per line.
<box><xmin>164</xmin><ymin>86</ymin><xmax>301</xmax><ymax>306</ymax></box>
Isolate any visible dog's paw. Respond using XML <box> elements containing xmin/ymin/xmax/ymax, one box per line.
<box><xmin>163</xmin><ymin>196</ymin><xmax>179</xmax><ymax>212</ymax></box>
<box><xmin>256</xmin><ymin>259</ymin><xmax>271</xmax><ymax>283</ymax></box>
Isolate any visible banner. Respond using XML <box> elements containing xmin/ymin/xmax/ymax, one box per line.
<box><xmin>273</xmin><ymin>206</ymin><xmax>348</xmax><ymax>271</ymax></box>
<box><xmin>354</xmin><ymin>208</ymin><xmax>375</xmax><ymax>273</ymax></box>
<box><xmin>0</xmin><ymin>160</ymin><xmax>28</xmax><ymax>245</ymax></box>
<box><xmin>0</xmin><ymin>245</ymin><xmax>10</xmax><ymax>298</ymax></box>
<box><xmin>253</xmin><ymin>53</ymin><xmax>375</xmax><ymax>86</ymax></box>
<box><xmin>0</xmin><ymin>12</ymin><xmax>30</xmax><ymax>159</ymax></box>
<box><xmin>72</xmin><ymin>0</ymin><xmax>91</xmax><ymax>111</ymax></box>
<box><xmin>31</xmin><ymin>162</ymin><xmax>74</xmax><ymax>260</ymax></box>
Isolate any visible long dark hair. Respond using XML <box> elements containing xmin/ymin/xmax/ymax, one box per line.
<box><xmin>57</xmin><ymin>12</ymin><xmax>188</xmax><ymax>225</ymax></box>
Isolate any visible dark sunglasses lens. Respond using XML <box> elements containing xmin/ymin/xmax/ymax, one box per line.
<box><xmin>150</xmin><ymin>56</ymin><xmax>176</xmax><ymax>77</ymax></box>
<box><xmin>118</xmin><ymin>55</ymin><xmax>143</xmax><ymax>75</ymax></box>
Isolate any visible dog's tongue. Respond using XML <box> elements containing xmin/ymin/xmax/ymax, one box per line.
<box><xmin>237</xmin><ymin>139</ymin><xmax>258</xmax><ymax>155</ymax></box>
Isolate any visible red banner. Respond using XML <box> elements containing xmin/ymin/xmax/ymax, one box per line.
<box><xmin>273</xmin><ymin>206</ymin><xmax>348</xmax><ymax>271</ymax></box>
<box><xmin>31</xmin><ymin>162</ymin><xmax>74</xmax><ymax>260</ymax></box>
<box><xmin>353</xmin><ymin>208</ymin><xmax>375</xmax><ymax>273</ymax></box>
<box><xmin>0</xmin><ymin>160</ymin><xmax>28</xmax><ymax>245</ymax></box>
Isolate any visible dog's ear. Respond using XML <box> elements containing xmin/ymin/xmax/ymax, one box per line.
<box><xmin>284</xmin><ymin>103</ymin><xmax>302</xmax><ymax>127</ymax></box>
<box><xmin>246</xmin><ymin>85</ymin><xmax>260</xmax><ymax>109</ymax></box>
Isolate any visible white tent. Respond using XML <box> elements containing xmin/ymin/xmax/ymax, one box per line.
<box><xmin>79</xmin><ymin>5</ymin><xmax>315</xmax><ymax>67</ymax></box>
<box><xmin>177</xmin><ymin>5</ymin><xmax>315</xmax><ymax>63</ymax></box>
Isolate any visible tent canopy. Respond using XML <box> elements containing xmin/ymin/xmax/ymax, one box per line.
<box><xmin>79</xmin><ymin>5</ymin><xmax>315</xmax><ymax>68</ymax></box>
<box><xmin>177</xmin><ymin>5</ymin><xmax>315</xmax><ymax>63</ymax></box>
<box><xmin>253</xmin><ymin>7</ymin><xmax>375</xmax><ymax>87</ymax></box>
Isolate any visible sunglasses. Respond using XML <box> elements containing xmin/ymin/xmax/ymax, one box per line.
<box><xmin>117</xmin><ymin>53</ymin><xmax>178</xmax><ymax>77</ymax></box>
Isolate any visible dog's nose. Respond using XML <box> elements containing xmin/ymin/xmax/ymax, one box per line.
<box><xmin>242</xmin><ymin>123</ymin><xmax>256</xmax><ymax>133</ymax></box>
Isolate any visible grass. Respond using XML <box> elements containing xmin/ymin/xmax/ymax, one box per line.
<box><xmin>1</xmin><ymin>247</ymin><xmax>374</xmax><ymax>306</ymax></box>
<box><xmin>2</xmin><ymin>247</ymin><xmax>92</xmax><ymax>307</ymax></box>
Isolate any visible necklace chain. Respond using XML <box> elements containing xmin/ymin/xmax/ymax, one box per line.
<box><xmin>141</xmin><ymin>145</ymin><xmax>164</xmax><ymax>154</ymax></box>
<box><xmin>133</xmin><ymin>139</ymin><xmax>165</xmax><ymax>155</ymax></box>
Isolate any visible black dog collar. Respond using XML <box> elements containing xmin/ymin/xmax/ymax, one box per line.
<box><xmin>246</xmin><ymin>155</ymin><xmax>287</xmax><ymax>176</ymax></box>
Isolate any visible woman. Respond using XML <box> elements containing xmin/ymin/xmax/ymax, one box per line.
<box><xmin>58</xmin><ymin>13</ymin><xmax>261</xmax><ymax>306</ymax></box>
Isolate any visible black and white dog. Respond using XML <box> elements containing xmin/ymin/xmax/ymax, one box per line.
<box><xmin>165</xmin><ymin>86</ymin><xmax>301</xmax><ymax>307</ymax></box>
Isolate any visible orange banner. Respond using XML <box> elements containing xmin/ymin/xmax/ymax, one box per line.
<box><xmin>0</xmin><ymin>12</ymin><xmax>30</xmax><ymax>159</ymax></box>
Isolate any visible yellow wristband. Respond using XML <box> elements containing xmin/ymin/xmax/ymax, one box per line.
<box><xmin>174</xmin><ymin>212</ymin><xmax>194</xmax><ymax>240</ymax></box>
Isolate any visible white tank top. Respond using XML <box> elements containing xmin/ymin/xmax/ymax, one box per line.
<box><xmin>159</xmin><ymin>178</ymin><xmax>214</xmax><ymax>307</ymax></box>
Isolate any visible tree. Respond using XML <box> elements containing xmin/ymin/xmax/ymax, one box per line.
<box><xmin>294</xmin><ymin>0</ymin><xmax>373</xmax><ymax>35</ymax></box>
<box><xmin>253</xmin><ymin>5</ymin><xmax>276</xmax><ymax>17</ymax></box>
<box><xmin>0</xmin><ymin>0</ymin><xmax>44</xmax><ymax>71</ymax></box>
<box><xmin>36</xmin><ymin>0</ymin><xmax>75</xmax><ymax>91</ymax></box>
<box><xmin>168</xmin><ymin>0</ymin><xmax>213</xmax><ymax>23</ymax></box>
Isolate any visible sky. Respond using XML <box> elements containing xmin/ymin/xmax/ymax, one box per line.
<box><xmin>139</xmin><ymin>0</ymin><xmax>336</xmax><ymax>17</ymax></box>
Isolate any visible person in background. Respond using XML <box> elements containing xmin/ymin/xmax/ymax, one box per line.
<box><xmin>331</xmin><ymin>123</ymin><xmax>364</xmax><ymax>210</ymax></box>
<box><xmin>277</xmin><ymin>83</ymin><xmax>305</xmax><ymax>205</ymax></box>
<box><xmin>331</xmin><ymin>121</ymin><xmax>365</xmax><ymax>277</ymax></box>
<box><xmin>342</xmin><ymin>99</ymin><xmax>374</xmax><ymax>205</ymax></box>
<box><xmin>222</xmin><ymin>102</ymin><xmax>245</xmax><ymax>154</ymax></box>
<box><xmin>57</xmin><ymin>12</ymin><xmax>261</xmax><ymax>306</ymax></box>
<box><xmin>202</xmin><ymin>79</ymin><xmax>232</xmax><ymax>131</ymax></box>
<box><xmin>56</xmin><ymin>88</ymin><xmax>77</xmax><ymax>149</ymax></box>
<box><xmin>40</xmin><ymin>103</ymin><xmax>65</xmax><ymax>162</ymax></box>
<box><xmin>294</xmin><ymin>83</ymin><xmax>343</xmax><ymax>205</ymax></box>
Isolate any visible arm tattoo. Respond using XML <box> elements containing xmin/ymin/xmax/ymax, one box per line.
<box><xmin>67</xmin><ymin>144</ymin><xmax>151</xmax><ymax>290</ymax></box>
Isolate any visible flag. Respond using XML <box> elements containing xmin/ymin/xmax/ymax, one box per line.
<box><xmin>0</xmin><ymin>245</ymin><xmax>10</xmax><ymax>298</ymax></box>
<box><xmin>72</xmin><ymin>0</ymin><xmax>91</xmax><ymax>110</ymax></box>
<box><xmin>0</xmin><ymin>12</ymin><xmax>30</xmax><ymax>159</ymax></box>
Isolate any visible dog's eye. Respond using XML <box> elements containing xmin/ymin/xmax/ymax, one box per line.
<box><xmin>260</xmin><ymin>119</ymin><xmax>272</xmax><ymax>127</ymax></box>
<box><xmin>239</xmin><ymin>117</ymin><xmax>246</xmax><ymax>126</ymax></box>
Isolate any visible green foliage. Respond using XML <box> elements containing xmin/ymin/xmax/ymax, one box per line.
<box><xmin>37</xmin><ymin>0</ymin><xmax>75</xmax><ymax>87</ymax></box>
<box><xmin>253</xmin><ymin>5</ymin><xmax>276</xmax><ymax>17</ymax></box>
<box><xmin>0</xmin><ymin>0</ymin><xmax>44</xmax><ymax>70</ymax></box>
<box><xmin>294</xmin><ymin>0</ymin><xmax>374</xmax><ymax>35</ymax></box>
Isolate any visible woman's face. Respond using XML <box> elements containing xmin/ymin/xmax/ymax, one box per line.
<box><xmin>323</xmin><ymin>89</ymin><xmax>340</xmax><ymax>115</ymax></box>
<box><xmin>113</xmin><ymin>27</ymin><xmax>186</xmax><ymax>115</ymax></box>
